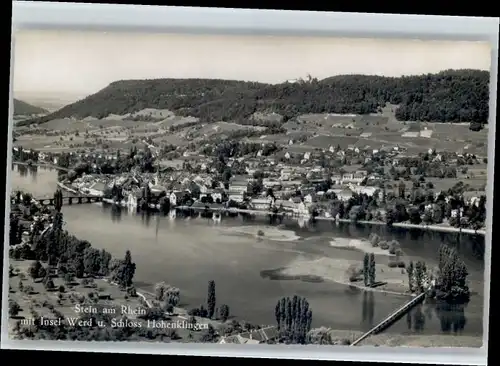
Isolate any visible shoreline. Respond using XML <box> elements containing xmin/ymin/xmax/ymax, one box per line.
<box><xmin>321</xmin><ymin>217</ymin><xmax>485</xmax><ymax>236</ymax></box>
<box><xmin>39</xmin><ymin>168</ymin><xmax>485</xmax><ymax>237</ymax></box>
<box><xmin>13</xmin><ymin>161</ymin><xmax>70</xmax><ymax>172</ymax></box>
<box><xmin>262</xmin><ymin>258</ymin><xmax>413</xmax><ymax>298</ymax></box>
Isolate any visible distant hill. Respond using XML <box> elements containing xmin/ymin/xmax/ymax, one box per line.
<box><xmin>20</xmin><ymin>69</ymin><xmax>490</xmax><ymax>126</ymax></box>
<box><xmin>13</xmin><ymin>99</ymin><xmax>49</xmax><ymax>116</ymax></box>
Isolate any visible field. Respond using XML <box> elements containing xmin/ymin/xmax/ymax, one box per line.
<box><xmin>12</xmin><ymin>106</ymin><xmax>490</xmax><ymax>158</ymax></box>
<box><xmin>424</xmin><ymin>178</ymin><xmax>487</xmax><ymax>192</ymax></box>
<box><xmin>7</xmin><ymin>259</ymin><xmax>220</xmax><ymax>342</ymax></box>
<box><xmin>285</xmin><ymin>113</ymin><xmax>489</xmax><ymax>156</ymax></box>
<box><xmin>186</xmin><ymin>122</ymin><xmax>266</xmax><ymax>139</ymax></box>
<box><xmin>8</xmin><ymin>259</ymin><xmax>144</xmax><ymax>322</ymax></box>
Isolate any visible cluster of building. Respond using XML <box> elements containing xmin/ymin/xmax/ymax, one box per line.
<box><xmin>66</xmin><ymin>161</ymin><xmax>377</xmax><ymax>215</ymax></box>
<box><xmin>59</xmin><ymin>139</ymin><xmax>486</xmax><ymax>221</ymax></box>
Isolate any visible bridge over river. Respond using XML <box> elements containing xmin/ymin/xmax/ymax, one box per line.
<box><xmin>34</xmin><ymin>195</ymin><xmax>103</xmax><ymax>206</ymax></box>
<box><xmin>351</xmin><ymin>291</ymin><xmax>428</xmax><ymax>346</ymax></box>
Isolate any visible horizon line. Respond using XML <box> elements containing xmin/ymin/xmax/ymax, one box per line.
<box><xmin>13</xmin><ymin>68</ymin><xmax>490</xmax><ymax>98</ymax></box>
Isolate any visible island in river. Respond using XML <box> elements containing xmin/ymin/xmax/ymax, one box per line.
<box><xmin>7</xmin><ymin>165</ymin><xmax>486</xmax><ymax>346</ymax></box>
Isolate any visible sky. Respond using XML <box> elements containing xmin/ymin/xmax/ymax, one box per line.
<box><xmin>13</xmin><ymin>30</ymin><xmax>492</xmax><ymax>98</ymax></box>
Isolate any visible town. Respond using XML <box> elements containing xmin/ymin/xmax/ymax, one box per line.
<box><xmin>8</xmin><ymin>52</ymin><xmax>490</xmax><ymax>347</ymax></box>
<box><xmin>12</xmin><ymin>132</ymin><xmax>487</xmax><ymax>233</ymax></box>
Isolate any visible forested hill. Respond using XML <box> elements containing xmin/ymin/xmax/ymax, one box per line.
<box><xmin>24</xmin><ymin>69</ymin><xmax>490</xmax><ymax>125</ymax></box>
<box><xmin>13</xmin><ymin>99</ymin><xmax>48</xmax><ymax>116</ymax></box>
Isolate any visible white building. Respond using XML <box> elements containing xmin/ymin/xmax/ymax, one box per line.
<box><xmin>127</xmin><ymin>193</ymin><xmax>138</xmax><ymax>207</ymax></box>
<box><xmin>170</xmin><ymin>191</ymin><xmax>186</xmax><ymax>206</ymax></box>
<box><xmin>250</xmin><ymin>196</ymin><xmax>274</xmax><ymax>210</ymax></box>
<box><xmin>87</xmin><ymin>182</ymin><xmax>106</xmax><ymax>197</ymax></box>
<box><xmin>280</xmin><ymin>168</ymin><xmax>294</xmax><ymax>181</ymax></box>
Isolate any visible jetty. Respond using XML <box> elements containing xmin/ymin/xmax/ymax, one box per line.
<box><xmin>351</xmin><ymin>292</ymin><xmax>427</xmax><ymax>346</ymax></box>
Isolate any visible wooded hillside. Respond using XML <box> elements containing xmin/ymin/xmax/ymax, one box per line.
<box><xmin>13</xmin><ymin>99</ymin><xmax>48</xmax><ymax>116</ymax></box>
<box><xmin>23</xmin><ymin>69</ymin><xmax>490</xmax><ymax>125</ymax></box>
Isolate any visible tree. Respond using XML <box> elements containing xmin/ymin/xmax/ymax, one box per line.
<box><xmin>200</xmin><ymin>324</ymin><xmax>218</xmax><ymax>342</ymax></box>
<box><xmin>29</xmin><ymin>261</ymin><xmax>42</xmax><ymax>279</ymax></box>
<box><xmin>99</xmin><ymin>249</ymin><xmax>112</xmax><ymax>276</ymax></box>
<box><xmin>422</xmin><ymin>210</ymin><xmax>433</xmax><ymax>225</ymax></box>
<box><xmin>64</xmin><ymin>273</ymin><xmax>74</xmax><ymax>284</ymax></box>
<box><xmin>165</xmin><ymin>304</ymin><xmax>174</xmax><ymax>315</ymax></box>
<box><xmin>155</xmin><ymin>282</ymin><xmax>167</xmax><ymax>301</ymax></box>
<box><xmin>363</xmin><ymin>253</ymin><xmax>370</xmax><ymax>286</ymax></box>
<box><xmin>275</xmin><ymin>302</ymin><xmax>281</xmax><ymax>329</ymax></box>
<box><xmin>53</xmin><ymin>189</ymin><xmax>63</xmax><ymax>212</ymax></box>
<box><xmin>407</xmin><ymin>261</ymin><xmax>414</xmax><ymax>292</ymax></box>
<box><xmin>164</xmin><ymin>286</ymin><xmax>180</xmax><ymax>307</ymax></box>
<box><xmin>469</xmin><ymin>122</ymin><xmax>483</xmax><ymax>131</ymax></box>
<box><xmin>9</xmin><ymin>300</ymin><xmax>21</xmax><ymax>317</ymax></box>
<box><xmin>83</xmin><ymin>247</ymin><xmax>102</xmax><ymax>277</ymax></box>
<box><xmin>9</xmin><ymin>216</ymin><xmax>20</xmax><ymax>246</ymax></box>
<box><xmin>409</xmin><ymin>208</ymin><xmax>422</xmax><ymax>225</ymax></box>
<box><xmin>368</xmin><ymin>253</ymin><xmax>376</xmax><ymax>286</ymax></box>
<box><xmin>44</xmin><ymin>279</ymin><xmax>55</xmax><ymax>291</ymax></box>
<box><xmin>72</xmin><ymin>256</ymin><xmax>85</xmax><ymax>278</ymax></box>
<box><xmin>38</xmin><ymin>266</ymin><xmax>47</xmax><ymax>279</ymax></box>
<box><xmin>219</xmin><ymin>304</ymin><xmax>230</xmax><ymax>322</ymax></box>
<box><xmin>115</xmin><ymin>250</ymin><xmax>136</xmax><ymax>288</ymax></box>
<box><xmin>369</xmin><ymin>233</ymin><xmax>380</xmax><ymax>247</ymax></box>
<box><xmin>275</xmin><ymin>296</ymin><xmax>312</xmax><ymax>344</ymax></box>
<box><xmin>207</xmin><ymin>280</ymin><xmax>216</xmax><ymax>319</ymax></box>
<box><xmin>414</xmin><ymin>261</ymin><xmax>424</xmax><ymax>293</ymax></box>
<box><xmin>388</xmin><ymin>240</ymin><xmax>401</xmax><ymax>255</ymax></box>
<box><xmin>436</xmin><ymin>244</ymin><xmax>470</xmax><ymax>302</ymax></box>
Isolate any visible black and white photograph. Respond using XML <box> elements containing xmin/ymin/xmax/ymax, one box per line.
<box><xmin>3</xmin><ymin>6</ymin><xmax>496</xmax><ymax>357</ymax></box>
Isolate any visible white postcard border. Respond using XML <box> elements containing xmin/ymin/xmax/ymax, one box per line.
<box><xmin>4</xmin><ymin>2</ymin><xmax>499</xmax><ymax>365</ymax></box>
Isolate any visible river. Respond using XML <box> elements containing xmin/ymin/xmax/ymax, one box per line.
<box><xmin>9</xmin><ymin>164</ymin><xmax>486</xmax><ymax>338</ymax></box>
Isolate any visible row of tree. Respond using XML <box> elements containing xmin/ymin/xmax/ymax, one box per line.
<box><xmin>405</xmin><ymin>244</ymin><xmax>470</xmax><ymax>304</ymax></box>
<box><xmin>274</xmin><ymin>295</ymin><xmax>313</xmax><ymax>344</ymax></box>
<box><xmin>435</xmin><ymin>244</ymin><xmax>470</xmax><ymax>302</ymax></box>
<box><xmin>9</xmin><ymin>191</ymin><xmax>137</xmax><ymax>290</ymax></box>
<box><xmin>407</xmin><ymin>260</ymin><xmax>429</xmax><ymax>294</ymax></box>
<box><xmin>184</xmin><ymin>280</ymin><xmax>230</xmax><ymax>323</ymax></box>
<box><xmin>363</xmin><ymin>253</ymin><xmax>376</xmax><ymax>287</ymax></box>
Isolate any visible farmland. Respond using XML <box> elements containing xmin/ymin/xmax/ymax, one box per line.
<box><xmin>13</xmin><ymin>104</ymin><xmax>489</xmax><ymax>161</ymax></box>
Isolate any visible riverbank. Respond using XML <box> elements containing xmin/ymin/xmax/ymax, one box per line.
<box><xmin>45</xmin><ymin>165</ymin><xmax>485</xmax><ymax>237</ymax></box>
<box><xmin>325</xmin><ymin>218</ymin><xmax>486</xmax><ymax>236</ymax></box>
<box><xmin>166</xmin><ymin>204</ymin><xmax>487</xmax><ymax>236</ymax></box>
<box><xmin>13</xmin><ymin>161</ymin><xmax>70</xmax><ymax>172</ymax></box>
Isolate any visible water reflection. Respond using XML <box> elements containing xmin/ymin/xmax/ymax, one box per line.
<box><xmin>109</xmin><ymin>204</ymin><xmax>122</xmax><ymax>223</ymax></box>
<box><xmin>12</xmin><ymin>167</ymin><xmax>486</xmax><ymax>336</ymax></box>
<box><xmin>14</xmin><ymin>164</ymin><xmax>39</xmax><ymax>181</ymax></box>
<box><xmin>96</xmin><ymin>202</ymin><xmax>485</xmax><ymax>266</ymax></box>
<box><xmin>436</xmin><ymin>302</ymin><xmax>468</xmax><ymax>334</ymax></box>
<box><xmin>141</xmin><ymin>211</ymin><xmax>151</xmax><ymax>227</ymax></box>
<box><xmin>407</xmin><ymin>301</ymin><xmax>468</xmax><ymax>334</ymax></box>
<box><xmin>407</xmin><ymin>304</ymin><xmax>426</xmax><ymax>332</ymax></box>
<box><xmin>361</xmin><ymin>291</ymin><xmax>375</xmax><ymax>327</ymax></box>
<box><xmin>16</xmin><ymin>164</ymin><xmax>28</xmax><ymax>177</ymax></box>
<box><xmin>29</xmin><ymin>165</ymin><xmax>38</xmax><ymax>182</ymax></box>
